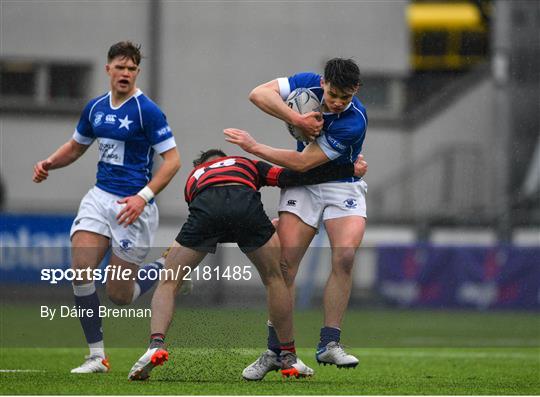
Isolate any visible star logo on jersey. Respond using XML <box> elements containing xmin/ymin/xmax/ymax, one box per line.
<box><xmin>118</xmin><ymin>115</ymin><xmax>134</xmax><ymax>131</ymax></box>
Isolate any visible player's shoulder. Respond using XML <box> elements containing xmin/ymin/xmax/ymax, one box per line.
<box><xmin>80</xmin><ymin>92</ymin><xmax>109</xmax><ymax>118</ymax></box>
<box><xmin>84</xmin><ymin>92</ymin><xmax>109</xmax><ymax>108</ymax></box>
<box><xmin>345</xmin><ymin>97</ymin><xmax>368</xmax><ymax>129</ymax></box>
<box><xmin>352</xmin><ymin>96</ymin><xmax>366</xmax><ymax>112</ymax></box>
<box><xmin>289</xmin><ymin>72</ymin><xmax>322</xmax><ymax>90</ymax></box>
<box><xmin>231</xmin><ymin>156</ymin><xmax>261</xmax><ymax>170</ymax></box>
<box><xmin>234</xmin><ymin>155</ymin><xmax>256</xmax><ymax>165</ymax></box>
<box><xmin>133</xmin><ymin>90</ymin><xmax>164</xmax><ymax>114</ymax></box>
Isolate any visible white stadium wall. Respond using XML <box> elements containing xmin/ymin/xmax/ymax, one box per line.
<box><xmin>409</xmin><ymin>79</ymin><xmax>496</xmax><ymax>217</ymax></box>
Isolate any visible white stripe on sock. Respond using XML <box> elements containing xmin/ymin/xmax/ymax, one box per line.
<box><xmin>73</xmin><ymin>282</ymin><xmax>96</xmax><ymax>297</ymax></box>
<box><xmin>89</xmin><ymin>341</ymin><xmax>105</xmax><ymax>358</ymax></box>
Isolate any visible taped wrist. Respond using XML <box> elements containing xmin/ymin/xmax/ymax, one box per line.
<box><xmin>137</xmin><ymin>186</ymin><xmax>155</xmax><ymax>203</ymax></box>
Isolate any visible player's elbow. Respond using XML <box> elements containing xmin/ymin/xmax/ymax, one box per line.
<box><xmin>165</xmin><ymin>150</ymin><xmax>181</xmax><ymax>174</ymax></box>
<box><xmin>171</xmin><ymin>156</ymin><xmax>181</xmax><ymax>174</ymax></box>
<box><xmin>248</xmin><ymin>89</ymin><xmax>259</xmax><ymax>104</ymax></box>
<box><xmin>248</xmin><ymin>87</ymin><xmax>265</xmax><ymax>106</ymax></box>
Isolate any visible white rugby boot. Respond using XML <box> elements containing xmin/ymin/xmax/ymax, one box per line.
<box><xmin>71</xmin><ymin>355</ymin><xmax>110</xmax><ymax>373</ymax></box>
<box><xmin>128</xmin><ymin>347</ymin><xmax>169</xmax><ymax>380</ymax></box>
<box><xmin>242</xmin><ymin>350</ymin><xmax>281</xmax><ymax>381</ymax></box>
<box><xmin>280</xmin><ymin>351</ymin><xmax>314</xmax><ymax>378</ymax></box>
<box><xmin>316</xmin><ymin>341</ymin><xmax>359</xmax><ymax>368</ymax></box>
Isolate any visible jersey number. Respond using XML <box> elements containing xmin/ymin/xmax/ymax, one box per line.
<box><xmin>192</xmin><ymin>158</ymin><xmax>236</xmax><ymax>180</ymax></box>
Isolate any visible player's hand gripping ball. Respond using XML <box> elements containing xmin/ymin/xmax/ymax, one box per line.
<box><xmin>285</xmin><ymin>88</ymin><xmax>321</xmax><ymax>142</ymax></box>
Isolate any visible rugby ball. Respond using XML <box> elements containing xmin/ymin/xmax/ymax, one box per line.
<box><xmin>285</xmin><ymin>88</ymin><xmax>321</xmax><ymax>142</ymax></box>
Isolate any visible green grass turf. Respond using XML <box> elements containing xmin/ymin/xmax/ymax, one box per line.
<box><xmin>1</xmin><ymin>307</ymin><xmax>539</xmax><ymax>394</ymax></box>
<box><xmin>1</xmin><ymin>347</ymin><xmax>539</xmax><ymax>395</ymax></box>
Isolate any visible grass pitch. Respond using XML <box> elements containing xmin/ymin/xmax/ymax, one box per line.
<box><xmin>1</xmin><ymin>308</ymin><xmax>539</xmax><ymax>395</ymax></box>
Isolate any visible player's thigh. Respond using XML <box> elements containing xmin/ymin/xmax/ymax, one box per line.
<box><xmin>277</xmin><ymin>211</ymin><xmax>317</xmax><ymax>270</ymax></box>
<box><xmin>109</xmin><ymin>201</ymin><xmax>159</xmax><ymax>266</ymax></box>
<box><xmin>245</xmin><ymin>232</ymin><xmax>282</xmax><ymax>284</ymax></box>
<box><xmin>324</xmin><ymin>216</ymin><xmax>366</xmax><ymax>269</ymax></box>
<box><xmin>324</xmin><ymin>216</ymin><xmax>366</xmax><ymax>248</ymax></box>
<box><xmin>71</xmin><ymin>230</ymin><xmax>110</xmax><ymax>279</ymax></box>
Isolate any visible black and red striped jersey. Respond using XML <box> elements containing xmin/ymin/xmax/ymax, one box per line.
<box><xmin>184</xmin><ymin>156</ymin><xmax>282</xmax><ymax>203</ymax></box>
<box><xmin>184</xmin><ymin>156</ymin><xmax>355</xmax><ymax>204</ymax></box>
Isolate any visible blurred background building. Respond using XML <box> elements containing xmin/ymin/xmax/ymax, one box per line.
<box><xmin>1</xmin><ymin>0</ymin><xmax>539</xmax><ymax>309</ymax></box>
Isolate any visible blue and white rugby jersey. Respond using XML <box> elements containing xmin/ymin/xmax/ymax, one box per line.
<box><xmin>277</xmin><ymin>72</ymin><xmax>368</xmax><ymax>183</ymax></box>
<box><xmin>72</xmin><ymin>89</ymin><xmax>176</xmax><ymax>197</ymax></box>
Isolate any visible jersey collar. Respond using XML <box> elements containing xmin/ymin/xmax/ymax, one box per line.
<box><xmin>108</xmin><ymin>89</ymin><xmax>143</xmax><ymax>110</ymax></box>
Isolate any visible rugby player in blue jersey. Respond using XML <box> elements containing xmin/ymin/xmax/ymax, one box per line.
<box><xmin>224</xmin><ymin>58</ymin><xmax>367</xmax><ymax>379</ymax></box>
<box><xmin>32</xmin><ymin>41</ymin><xmax>181</xmax><ymax>373</ymax></box>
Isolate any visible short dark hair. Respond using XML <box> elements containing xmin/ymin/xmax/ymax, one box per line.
<box><xmin>193</xmin><ymin>149</ymin><xmax>227</xmax><ymax>167</ymax></box>
<box><xmin>107</xmin><ymin>41</ymin><xmax>142</xmax><ymax>65</ymax></box>
<box><xmin>324</xmin><ymin>58</ymin><xmax>362</xmax><ymax>91</ymax></box>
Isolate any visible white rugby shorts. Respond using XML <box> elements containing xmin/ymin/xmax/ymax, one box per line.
<box><xmin>278</xmin><ymin>180</ymin><xmax>367</xmax><ymax>228</ymax></box>
<box><xmin>70</xmin><ymin>186</ymin><xmax>159</xmax><ymax>265</ymax></box>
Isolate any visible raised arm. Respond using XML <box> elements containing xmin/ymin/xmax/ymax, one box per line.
<box><xmin>224</xmin><ymin>128</ymin><xmax>328</xmax><ymax>173</ymax></box>
<box><xmin>249</xmin><ymin>79</ymin><xmax>323</xmax><ymax>140</ymax></box>
<box><xmin>33</xmin><ymin>139</ymin><xmax>90</xmax><ymax>183</ymax></box>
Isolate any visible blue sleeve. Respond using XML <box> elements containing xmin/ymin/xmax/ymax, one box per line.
<box><xmin>142</xmin><ymin>102</ymin><xmax>176</xmax><ymax>154</ymax></box>
<box><xmin>288</xmin><ymin>72</ymin><xmax>322</xmax><ymax>92</ymax></box>
<box><xmin>73</xmin><ymin>100</ymin><xmax>96</xmax><ymax>145</ymax></box>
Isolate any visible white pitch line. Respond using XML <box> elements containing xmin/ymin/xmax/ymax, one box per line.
<box><xmin>0</xmin><ymin>369</ymin><xmax>45</xmax><ymax>373</ymax></box>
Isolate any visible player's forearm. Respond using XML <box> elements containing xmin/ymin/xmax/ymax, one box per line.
<box><xmin>47</xmin><ymin>140</ymin><xmax>88</xmax><ymax>169</ymax></box>
<box><xmin>146</xmin><ymin>149</ymin><xmax>181</xmax><ymax>196</ymax></box>
<box><xmin>249</xmin><ymin>143</ymin><xmax>307</xmax><ymax>172</ymax></box>
<box><xmin>249</xmin><ymin>88</ymin><xmax>299</xmax><ymax>125</ymax></box>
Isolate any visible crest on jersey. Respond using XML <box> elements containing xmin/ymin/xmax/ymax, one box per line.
<box><xmin>93</xmin><ymin>112</ymin><xmax>104</xmax><ymax>127</ymax></box>
<box><xmin>343</xmin><ymin>198</ymin><xmax>358</xmax><ymax>209</ymax></box>
<box><xmin>119</xmin><ymin>239</ymin><xmax>133</xmax><ymax>251</ymax></box>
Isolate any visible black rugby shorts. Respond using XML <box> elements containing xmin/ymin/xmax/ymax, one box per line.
<box><xmin>176</xmin><ymin>185</ymin><xmax>275</xmax><ymax>253</ymax></box>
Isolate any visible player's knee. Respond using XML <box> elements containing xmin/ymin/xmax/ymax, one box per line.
<box><xmin>71</xmin><ymin>261</ymin><xmax>92</xmax><ymax>272</ymax></box>
<box><xmin>279</xmin><ymin>258</ymin><xmax>298</xmax><ymax>286</ymax></box>
<box><xmin>333</xmin><ymin>249</ymin><xmax>356</xmax><ymax>275</ymax></box>
<box><xmin>260</xmin><ymin>265</ymin><xmax>284</xmax><ymax>287</ymax></box>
